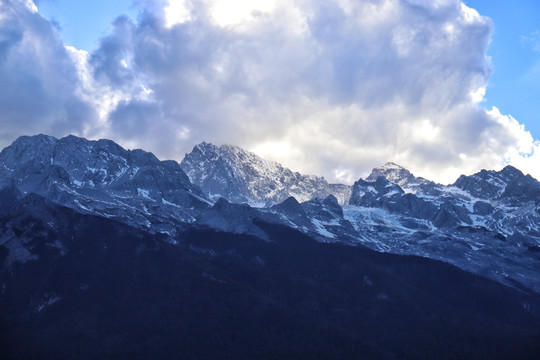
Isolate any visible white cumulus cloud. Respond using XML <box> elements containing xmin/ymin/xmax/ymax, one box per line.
<box><xmin>2</xmin><ymin>0</ymin><xmax>540</xmax><ymax>185</ymax></box>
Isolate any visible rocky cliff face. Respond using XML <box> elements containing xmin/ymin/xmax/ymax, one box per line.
<box><xmin>0</xmin><ymin>134</ymin><xmax>209</xmax><ymax>236</ymax></box>
<box><xmin>180</xmin><ymin>142</ymin><xmax>351</xmax><ymax>205</ymax></box>
<box><xmin>345</xmin><ymin>162</ymin><xmax>540</xmax><ymax>292</ymax></box>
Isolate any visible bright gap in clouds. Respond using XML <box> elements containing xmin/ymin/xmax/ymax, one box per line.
<box><xmin>211</xmin><ymin>0</ymin><xmax>276</xmax><ymax>27</ymax></box>
<box><xmin>2</xmin><ymin>0</ymin><xmax>540</xmax><ymax>186</ymax></box>
<box><xmin>164</xmin><ymin>0</ymin><xmax>191</xmax><ymax>27</ymax></box>
<box><xmin>165</xmin><ymin>0</ymin><xmax>277</xmax><ymax>28</ymax></box>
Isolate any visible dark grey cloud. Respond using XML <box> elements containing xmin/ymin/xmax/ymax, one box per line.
<box><xmin>91</xmin><ymin>15</ymin><xmax>137</xmax><ymax>87</ymax></box>
<box><xmin>0</xmin><ymin>0</ymin><xmax>97</xmax><ymax>143</ymax></box>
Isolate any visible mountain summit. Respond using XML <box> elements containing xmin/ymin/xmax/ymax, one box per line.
<box><xmin>0</xmin><ymin>134</ymin><xmax>208</xmax><ymax>234</ymax></box>
<box><xmin>366</xmin><ymin>162</ymin><xmax>433</xmax><ymax>192</ymax></box>
<box><xmin>180</xmin><ymin>142</ymin><xmax>351</xmax><ymax>205</ymax></box>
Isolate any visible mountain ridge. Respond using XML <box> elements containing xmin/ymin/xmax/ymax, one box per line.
<box><xmin>0</xmin><ymin>134</ymin><xmax>209</xmax><ymax>236</ymax></box>
<box><xmin>2</xmin><ymin>134</ymin><xmax>540</xmax><ymax>358</ymax></box>
<box><xmin>2</xmin><ymin>134</ymin><xmax>540</xmax><ymax>293</ymax></box>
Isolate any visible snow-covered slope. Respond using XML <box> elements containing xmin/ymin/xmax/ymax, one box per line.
<box><xmin>180</xmin><ymin>142</ymin><xmax>351</xmax><ymax>206</ymax></box>
<box><xmin>344</xmin><ymin>163</ymin><xmax>540</xmax><ymax>292</ymax></box>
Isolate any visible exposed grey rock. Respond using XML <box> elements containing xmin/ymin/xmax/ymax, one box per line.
<box><xmin>0</xmin><ymin>134</ymin><xmax>209</xmax><ymax>235</ymax></box>
<box><xmin>2</xmin><ymin>135</ymin><xmax>540</xmax><ymax>294</ymax></box>
<box><xmin>389</xmin><ymin>193</ymin><xmax>438</xmax><ymax>220</ymax></box>
<box><xmin>432</xmin><ymin>200</ymin><xmax>472</xmax><ymax>228</ymax></box>
<box><xmin>261</xmin><ymin>195</ymin><xmax>357</xmax><ymax>243</ymax></box>
<box><xmin>180</xmin><ymin>142</ymin><xmax>351</xmax><ymax>206</ymax></box>
<box><xmin>473</xmin><ymin>201</ymin><xmax>494</xmax><ymax>216</ymax></box>
<box><xmin>198</xmin><ymin>198</ymin><xmax>270</xmax><ymax>240</ymax></box>
<box><xmin>349</xmin><ymin>176</ymin><xmax>404</xmax><ymax>208</ymax></box>
<box><xmin>345</xmin><ymin>162</ymin><xmax>540</xmax><ymax>292</ymax></box>
<box><xmin>366</xmin><ymin>162</ymin><xmax>432</xmax><ymax>190</ymax></box>
<box><xmin>453</xmin><ymin>166</ymin><xmax>540</xmax><ymax>205</ymax></box>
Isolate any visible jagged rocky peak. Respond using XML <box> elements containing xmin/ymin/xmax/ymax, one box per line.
<box><xmin>349</xmin><ymin>176</ymin><xmax>405</xmax><ymax>207</ymax></box>
<box><xmin>453</xmin><ymin>168</ymin><xmax>508</xmax><ymax>199</ymax></box>
<box><xmin>302</xmin><ymin>194</ymin><xmax>344</xmax><ymax>219</ymax></box>
<box><xmin>3</xmin><ymin>134</ymin><xmax>540</xmax><ymax>294</ymax></box>
<box><xmin>181</xmin><ymin>141</ymin><xmax>351</xmax><ymax>206</ymax></box>
<box><xmin>0</xmin><ymin>134</ymin><xmax>195</xmax><ymax>190</ymax></box>
<box><xmin>0</xmin><ymin>134</ymin><xmax>57</xmax><ymax>167</ymax></box>
<box><xmin>194</xmin><ymin>141</ymin><xmax>219</xmax><ymax>155</ymax></box>
<box><xmin>366</xmin><ymin>162</ymin><xmax>430</xmax><ymax>191</ymax></box>
<box><xmin>271</xmin><ymin>196</ymin><xmax>305</xmax><ymax>214</ymax></box>
<box><xmin>0</xmin><ymin>134</ymin><xmax>208</xmax><ymax>227</ymax></box>
<box><xmin>453</xmin><ymin>165</ymin><xmax>540</xmax><ymax>202</ymax></box>
<box><xmin>199</xmin><ymin>196</ymin><xmax>270</xmax><ymax>240</ymax></box>
<box><xmin>2</xmin><ymin>134</ymin><xmax>216</xmax><ymax>236</ymax></box>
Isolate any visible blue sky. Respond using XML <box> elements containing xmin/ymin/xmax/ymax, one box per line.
<box><xmin>465</xmin><ymin>0</ymin><xmax>540</xmax><ymax>139</ymax></box>
<box><xmin>2</xmin><ymin>0</ymin><xmax>540</xmax><ymax>184</ymax></box>
<box><xmin>37</xmin><ymin>0</ymin><xmax>138</xmax><ymax>51</ymax></box>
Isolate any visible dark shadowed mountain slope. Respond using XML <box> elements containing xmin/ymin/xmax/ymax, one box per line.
<box><xmin>1</xmin><ymin>195</ymin><xmax>539</xmax><ymax>360</ymax></box>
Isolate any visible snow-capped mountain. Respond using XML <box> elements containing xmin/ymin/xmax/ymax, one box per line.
<box><xmin>0</xmin><ymin>134</ymin><xmax>209</xmax><ymax>236</ymax></box>
<box><xmin>180</xmin><ymin>142</ymin><xmax>351</xmax><ymax>206</ymax></box>
<box><xmin>345</xmin><ymin>163</ymin><xmax>540</xmax><ymax>292</ymax></box>
<box><xmin>453</xmin><ymin>165</ymin><xmax>540</xmax><ymax>205</ymax></box>
<box><xmin>1</xmin><ymin>135</ymin><xmax>540</xmax><ymax>294</ymax></box>
<box><xmin>365</xmin><ymin>162</ymin><xmax>433</xmax><ymax>192</ymax></box>
<box><xmin>2</xmin><ymin>134</ymin><xmax>540</xmax><ymax>358</ymax></box>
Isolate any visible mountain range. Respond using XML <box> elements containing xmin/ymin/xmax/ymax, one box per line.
<box><xmin>1</xmin><ymin>134</ymin><xmax>540</xmax><ymax>359</ymax></box>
